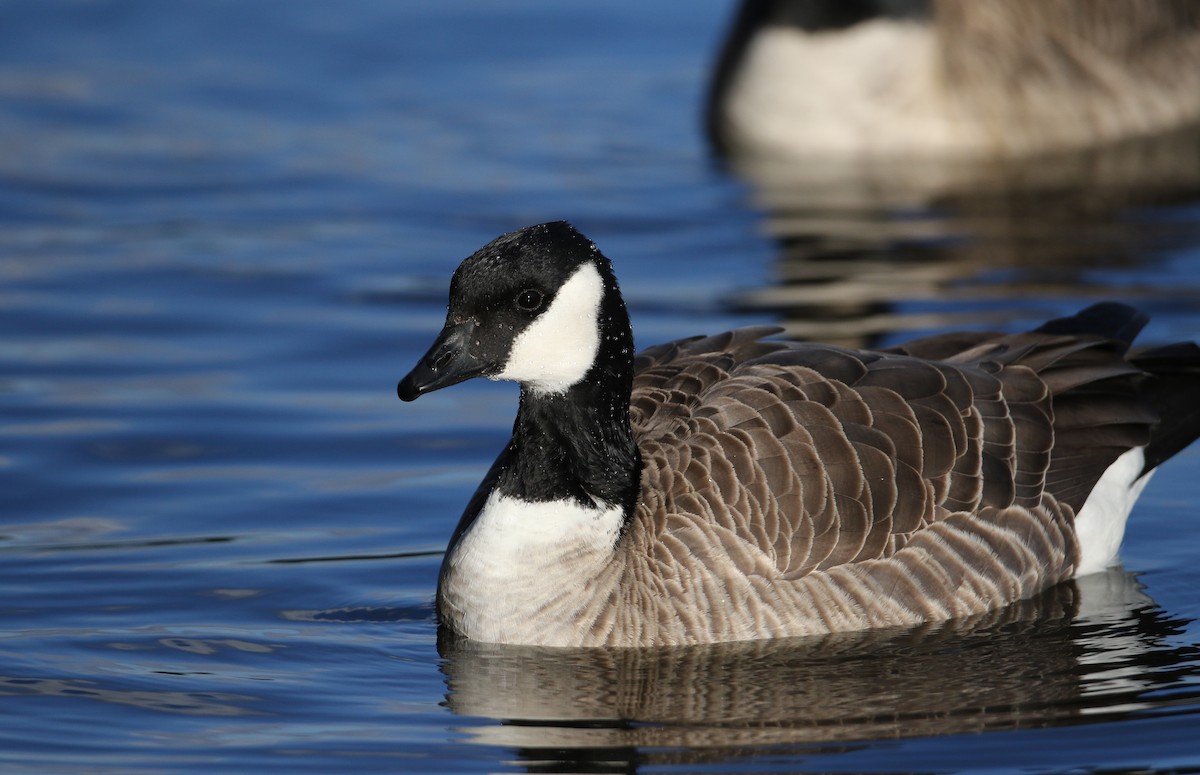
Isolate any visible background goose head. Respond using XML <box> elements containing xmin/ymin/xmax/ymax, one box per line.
<box><xmin>398</xmin><ymin>221</ymin><xmax>634</xmax><ymax>402</ymax></box>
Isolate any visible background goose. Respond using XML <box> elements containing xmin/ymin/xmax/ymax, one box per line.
<box><xmin>398</xmin><ymin>221</ymin><xmax>1200</xmax><ymax>647</ymax></box>
<box><xmin>708</xmin><ymin>0</ymin><xmax>1200</xmax><ymax>159</ymax></box>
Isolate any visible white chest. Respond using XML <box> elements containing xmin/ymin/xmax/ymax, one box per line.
<box><xmin>722</xmin><ymin>20</ymin><xmax>968</xmax><ymax>157</ymax></box>
<box><xmin>438</xmin><ymin>490</ymin><xmax>624</xmax><ymax>644</ymax></box>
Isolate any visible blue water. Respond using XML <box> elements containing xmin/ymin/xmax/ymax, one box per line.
<box><xmin>3</xmin><ymin>2</ymin><xmax>1200</xmax><ymax>772</ymax></box>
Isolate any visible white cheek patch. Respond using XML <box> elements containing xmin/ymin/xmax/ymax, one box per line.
<box><xmin>494</xmin><ymin>262</ymin><xmax>603</xmax><ymax>395</ymax></box>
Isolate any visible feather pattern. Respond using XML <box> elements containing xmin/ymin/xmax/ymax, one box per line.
<box><xmin>601</xmin><ymin>332</ymin><xmax>1084</xmax><ymax>645</ymax></box>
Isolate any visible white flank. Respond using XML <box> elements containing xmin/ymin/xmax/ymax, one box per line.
<box><xmin>442</xmin><ymin>490</ymin><xmax>623</xmax><ymax>643</ymax></box>
<box><xmin>494</xmin><ymin>262</ymin><xmax>603</xmax><ymax>395</ymax></box>
<box><xmin>722</xmin><ymin>20</ymin><xmax>973</xmax><ymax>158</ymax></box>
<box><xmin>1074</xmin><ymin>447</ymin><xmax>1152</xmax><ymax>577</ymax></box>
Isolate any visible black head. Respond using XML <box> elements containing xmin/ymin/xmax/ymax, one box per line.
<box><xmin>398</xmin><ymin>222</ymin><xmax>628</xmax><ymax>401</ymax></box>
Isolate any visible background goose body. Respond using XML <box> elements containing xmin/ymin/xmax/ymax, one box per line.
<box><xmin>709</xmin><ymin>0</ymin><xmax>1200</xmax><ymax>159</ymax></box>
<box><xmin>399</xmin><ymin>222</ymin><xmax>1200</xmax><ymax>647</ymax></box>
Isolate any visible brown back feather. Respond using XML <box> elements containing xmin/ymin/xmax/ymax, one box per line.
<box><xmin>631</xmin><ymin>304</ymin><xmax>1171</xmax><ymax>584</ymax></box>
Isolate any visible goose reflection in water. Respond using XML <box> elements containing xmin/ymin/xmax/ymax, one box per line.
<box><xmin>438</xmin><ymin>569</ymin><xmax>1197</xmax><ymax>766</ymax></box>
<box><xmin>721</xmin><ymin>129</ymin><xmax>1200</xmax><ymax>348</ymax></box>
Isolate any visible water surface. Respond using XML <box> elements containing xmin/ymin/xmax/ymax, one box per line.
<box><xmin>3</xmin><ymin>2</ymin><xmax>1200</xmax><ymax>772</ymax></box>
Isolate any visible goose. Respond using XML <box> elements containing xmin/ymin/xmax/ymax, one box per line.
<box><xmin>707</xmin><ymin>0</ymin><xmax>1200</xmax><ymax>159</ymax></box>
<box><xmin>398</xmin><ymin>221</ymin><xmax>1200</xmax><ymax>647</ymax></box>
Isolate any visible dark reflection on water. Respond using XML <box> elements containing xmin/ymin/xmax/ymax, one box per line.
<box><xmin>0</xmin><ymin>674</ymin><xmax>264</xmax><ymax>717</ymax></box>
<box><xmin>284</xmin><ymin>603</ymin><xmax>435</xmax><ymax>623</ymax></box>
<box><xmin>727</xmin><ymin>128</ymin><xmax>1200</xmax><ymax>347</ymax></box>
<box><xmin>439</xmin><ymin>570</ymin><xmax>1200</xmax><ymax>771</ymax></box>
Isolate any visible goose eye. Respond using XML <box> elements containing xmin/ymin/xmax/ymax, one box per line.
<box><xmin>516</xmin><ymin>289</ymin><xmax>544</xmax><ymax>312</ymax></box>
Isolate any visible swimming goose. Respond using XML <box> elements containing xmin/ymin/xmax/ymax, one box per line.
<box><xmin>708</xmin><ymin>0</ymin><xmax>1200</xmax><ymax>159</ymax></box>
<box><xmin>398</xmin><ymin>221</ymin><xmax>1200</xmax><ymax>647</ymax></box>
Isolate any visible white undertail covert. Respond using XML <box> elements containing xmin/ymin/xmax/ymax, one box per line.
<box><xmin>1073</xmin><ymin>447</ymin><xmax>1151</xmax><ymax>577</ymax></box>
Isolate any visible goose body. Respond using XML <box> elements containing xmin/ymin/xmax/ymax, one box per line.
<box><xmin>399</xmin><ymin>222</ymin><xmax>1200</xmax><ymax>647</ymax></box>
<box><xmin>708</xmin><ymin>0</ymin><xmax>1200</xmax><ymax>159</ymax></box>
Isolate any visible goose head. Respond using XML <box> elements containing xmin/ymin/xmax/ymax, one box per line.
<box><xmin>398</xmin><ymin>221</ymin><xmax>633</xmax><ymax>402</ymax></box>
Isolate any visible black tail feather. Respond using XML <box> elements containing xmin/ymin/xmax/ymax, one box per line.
<box><xmin>1034</xmin><ymin>302</ymin><xmax>1149</xmax><ymax>352</ymax></box>
<box><xmin>1132</xmin><ymin>341</ymin><xmax>1200</xmax><ymax>474</ymax></box>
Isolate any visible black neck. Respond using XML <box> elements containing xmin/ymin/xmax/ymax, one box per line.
<box><xmin>494</xmin><ymin>274</ymin><xmax>642</xmax><ymax>522</ymax></box>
